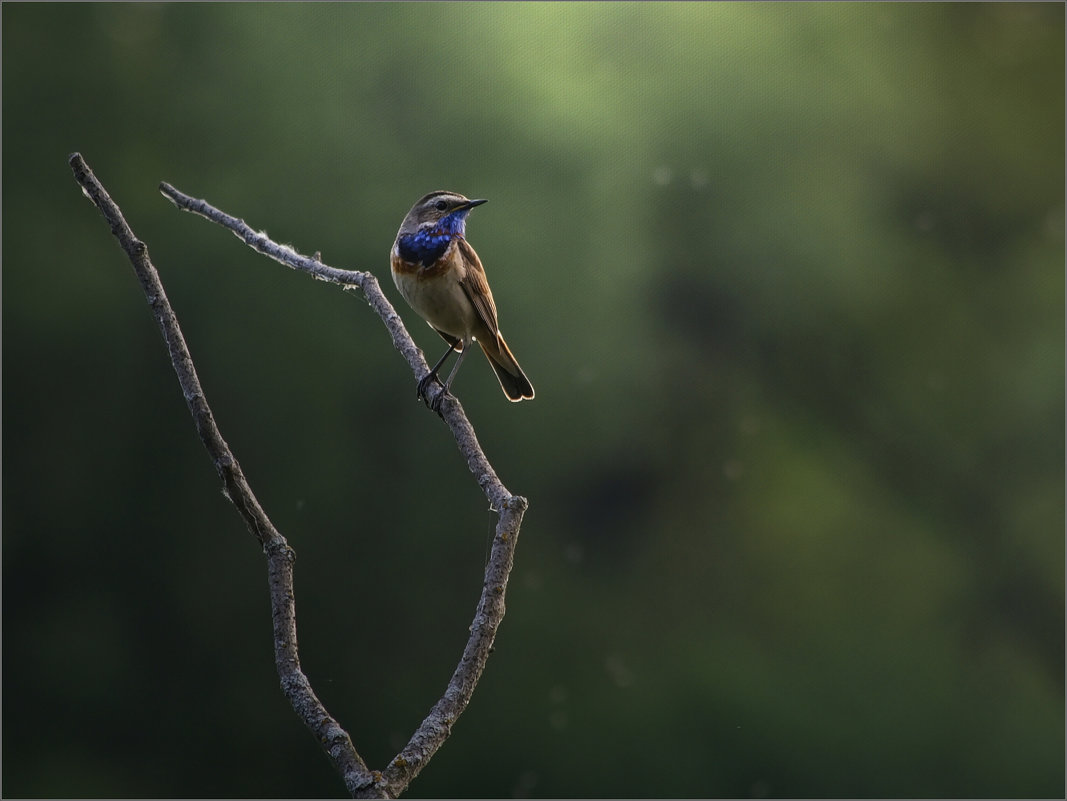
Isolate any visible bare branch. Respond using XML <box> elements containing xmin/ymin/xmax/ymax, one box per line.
<box><xmin>69</xmin><ymin>153</ymin><xmax>377</xmax><ymax>797</ymax></box>
<box><xmin>72</xmin><ymin>153</ymin><xmax>528</xmax><ymax>798</ymax></box>
<box><xmin>157</xmin><ymin>180</ymin><xmax>528</xmax><ymax>797</ymax></box>
<box><xmin>157</xmin><ymin>181</ymin><xmax>516</xmax><ymax>512</ymax></box>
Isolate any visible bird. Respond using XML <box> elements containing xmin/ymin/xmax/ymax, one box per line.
<box><xmin>390</xmin><ymin>190</ymin><xmax>534</xmax><ymax>409</ymax></box>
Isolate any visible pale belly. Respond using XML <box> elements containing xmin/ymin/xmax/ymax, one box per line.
<box><xmin>393</xmin><ymin>268</ymin><xmax>477</xmax><ymax>342</ymax></box>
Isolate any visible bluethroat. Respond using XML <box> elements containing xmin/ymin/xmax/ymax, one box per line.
<box><xmin>391</xmin><ymin>191</ymin><xmax>535</xmax><ymax>408</ymax></box>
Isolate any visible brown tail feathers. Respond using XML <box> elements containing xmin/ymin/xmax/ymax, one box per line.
<box><xmin>479</xmin><ymin>333</ymin><xmax>534</xmax><ymax>402</ymax></box>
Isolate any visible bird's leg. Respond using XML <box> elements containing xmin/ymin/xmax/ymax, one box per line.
<box><xmin>418</xmin><ymin>340</ymin><xmax>459</xmax><ymax>403</ymax></box>
<box><xmin>427</xmin><ymin>343</ymin><xmax>472</xmax><ymax>413</ymax></box>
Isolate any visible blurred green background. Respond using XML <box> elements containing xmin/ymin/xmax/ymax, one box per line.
<box><xmin>3</xmin><ymin>3</ymin><xmax>1063</xmax><ymax>798</ymax></box>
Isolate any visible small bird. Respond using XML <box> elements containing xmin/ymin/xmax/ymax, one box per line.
<box><xmin>390</xmin><ymin>190</ymin><xmax>534</xmax><ymax>409</ymax></box>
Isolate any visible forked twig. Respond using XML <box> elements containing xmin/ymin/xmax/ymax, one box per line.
<box><xmin>69</xmin><ymin>153</ymin><xmax>527</xmax><ymax>798</ymax></box>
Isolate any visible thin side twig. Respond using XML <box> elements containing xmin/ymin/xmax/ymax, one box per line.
<box><xmin>69</xmin><ymin>153</ymin><xmax>376</xmax><ymax>797</ymax></box>
<box><xmin>71</xmin><ymin>153</ymin><xmax>528</xmax><ymax>799</ymax></box>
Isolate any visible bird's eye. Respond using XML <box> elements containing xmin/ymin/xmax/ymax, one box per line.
<box><xmin>434</xmin><ymin>200</ymin><xmax>448</xmax><ymax>211</ymax></box>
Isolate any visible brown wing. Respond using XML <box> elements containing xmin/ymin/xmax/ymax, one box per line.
<box><xmin>456</xmin><ymin>238</ymin><xmax>500</xmax><ymax>339</ymax></box>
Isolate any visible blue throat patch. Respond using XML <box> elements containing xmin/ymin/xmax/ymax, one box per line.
<box><xmin>398</xmin><ymin>210</ymin><xmax>470</xmax><ymax>267</ymax></box>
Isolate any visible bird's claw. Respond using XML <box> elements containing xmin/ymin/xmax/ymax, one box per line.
<box><xmin>417</xmin><ymin>374</ymin><xmax>448</xmax><ymax>411</ymax></box>
<box><xmin>416</xmin><ymin>374</ymin><xmax>437</xmax><ymax>401</ymax></box>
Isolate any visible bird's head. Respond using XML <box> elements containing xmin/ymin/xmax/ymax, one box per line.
<box><xmin>398</xmin><ymin>191</ymin><xmax>487</xmax><ymax>238</ymax></box>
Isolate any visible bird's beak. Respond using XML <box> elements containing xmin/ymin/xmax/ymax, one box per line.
<box><xmin>457</xmin><ymin>198</ymin><xmax>488</xmax><ymax>211</ymax></box>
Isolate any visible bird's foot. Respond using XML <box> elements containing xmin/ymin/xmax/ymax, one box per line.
<box><xmin>429</xmin><ymin>390</ymin><xmax>449</xmax><ymax>414</ymax></box>
<box><xmin>417</xmin><ymin>374</ymin><xmax>451</xmax><ymax>412</ymax></box>
<box><xmin>416</xmin><ymin>373</ymin><xmax>439</xmax><ymax>402</ymax></box>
